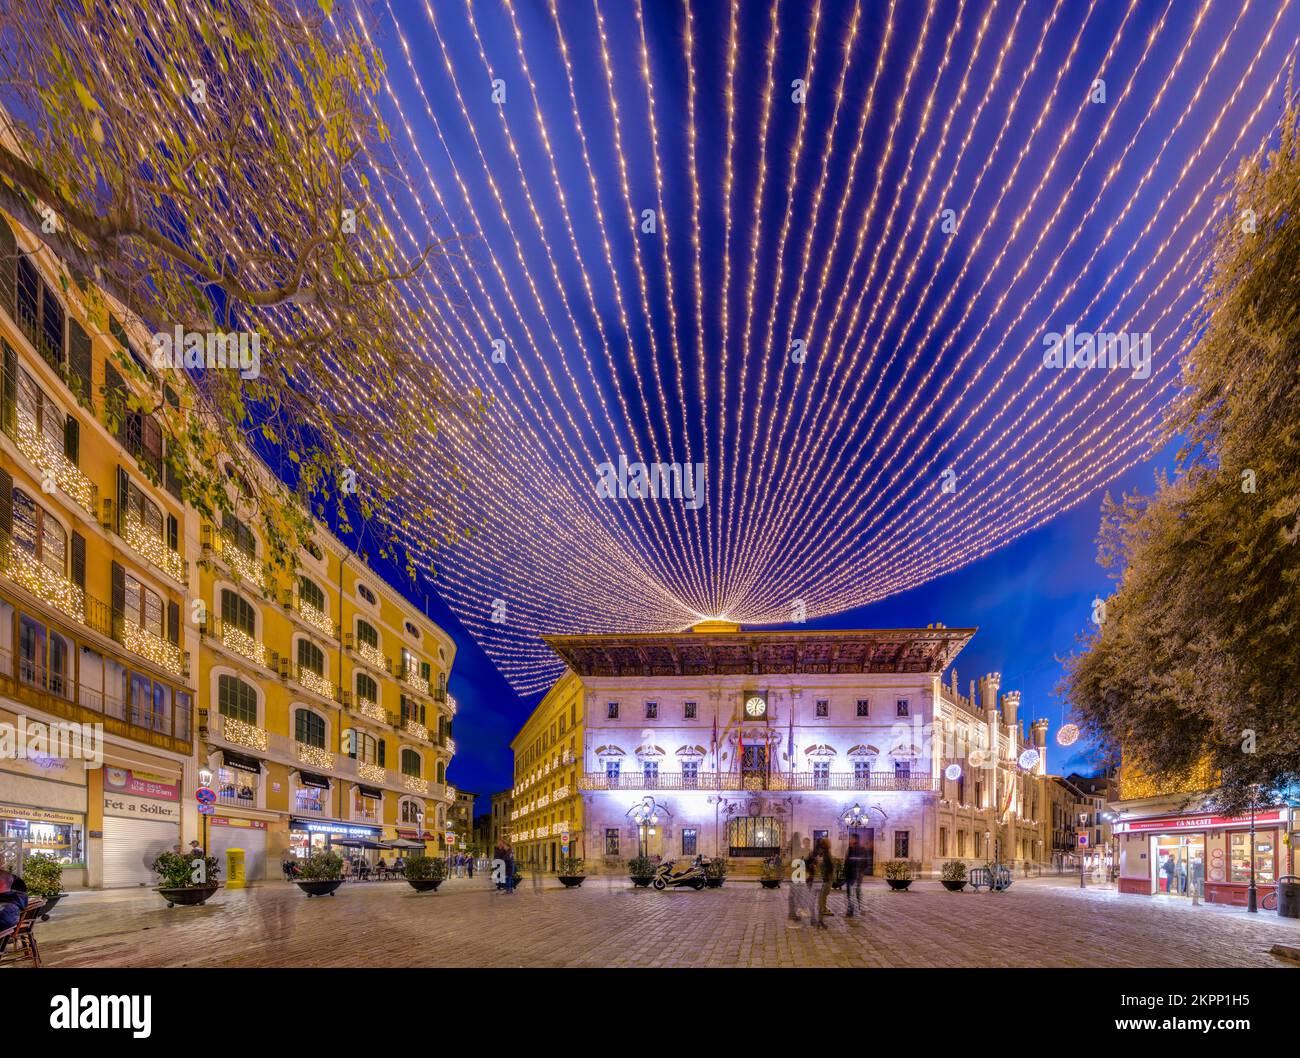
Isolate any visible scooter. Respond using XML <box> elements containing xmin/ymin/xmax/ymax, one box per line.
<box><xmin>652</xmin><ymin>855</ymin><xmax>707</xmax><ymax>890</ymax></box>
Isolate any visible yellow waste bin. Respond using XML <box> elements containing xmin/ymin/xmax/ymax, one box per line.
<box><xmin>226</xmin><ymin>847</ymin><xmax>246</xmax><ymax>889</ymax></box>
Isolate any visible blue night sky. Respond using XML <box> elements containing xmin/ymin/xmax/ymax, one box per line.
<box><xmin>312</xmin><ymin>1</ymin><xmax>1299</xmax><ymax>809</ymax></box>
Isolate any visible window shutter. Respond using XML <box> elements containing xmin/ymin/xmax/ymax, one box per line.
<box><xmin>116</xmin><ymin>466</ymin><xmax>128</xmax><ymax>534</ymax></box>
<box><xmin>0</xmin><ymin>466</ymin><xmax>12</xmax><ymax>539</ymax></box>
<box><xmin>104</xmin><ymin>361</ymin><xmax>126</xmax><ymax>434</ymax></box>
<box><xmin>420</xmin><ymin>660</ymin><xmax>430</xmax><ymax>681</ymax></box>
<box><xmin>111</xmin><ymin>560</ymin><xmax>126</xmax><ymax>617</ymax></box>
<box><xmin>70</xmin><ymin>531</ymin><xmax>86</xmax><ymax>588</ymax></box>
<box><xmin>167</xmin><ymin>600</ymin><xmax>180</xmax><ymax>645</ymax></box>
<box><xmin>0</xmin><ymin>220</ymin><xmax>14</xmax><ymax>315</ymax></box>
<box><xmin>378</xmin><ymin>740</ymin><xmax>386</xmax><ymax>768</ymax></box>
<box><xmin>166</xmin><ymin>513</ymin><xmax>179</xmax><ymax>551</ymax></box>
<box><xmin>0</xmin><ymin>340</ymin><xmax>15</xmax><ymax>438</ymax></box>
<box><xmin>68</xmin><ymin>319</ymin><xmax>92</xmax><ymax>407</ymax></box>
<box><xmin>64</xmin><ymin>415</ymin><xmax>79</xmax><ymax>464</ymax></box>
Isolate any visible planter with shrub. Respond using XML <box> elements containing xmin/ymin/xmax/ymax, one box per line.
<box><xmin>883</xmin><ymin>859</ymin><xmax>913</xmax><ymax>891</ymax></box>
<box><xmin>152</xmin><ymin>850</ymin><xmax>221</xmax><ymax>907</ymax></box>
<box><xmin>22</xmin><ymin>852</ymin><xmax>68</xmax><ymax>920</ymax></box>
<box><xmin>704</xmin><ymin>857</ymin><xmax>728</xmax><ymax>888</ymax></box>
<box><xmin>295</xmin><ymin>851</ymin><xmax>344</xmax><ymax>897</ymax></box>
<box><xmin>628</xmin><ymin>856</ymin><xmax>655</xmax><ymax>887</ymax></box>
<box><xmin>557</xmin><ymin>856</ymin><xmax>586</xmax><ymax>888</ymax></box>
<box><xmin>759</xmin><ymin>856</ymin><xmax>783</xmax><ymax>889</ymax></box>
<box><xmin>404</xmin><ymin>854</ymin><xmax>446</xmax><ymax>893</ymax></box>
<box><xmin>941</xmin><ymin>860</ymin><xmax>968</xmax><ymax>892</ymax></box>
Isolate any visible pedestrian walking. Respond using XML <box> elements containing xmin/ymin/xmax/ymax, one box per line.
<box><xmin>787</xmin><ymin>839</ymin><xmax>811</xmax><ymax>925</ymax></box>
<box><xmin>467</xmin><ymin>855</ymin><xmax>474</xmax><ymax>879</ymax></box>
<box><xmin>844</xmin><ymin>833</ymin><xmax>868</xmax><ymax>917</ymax></box>
<box><xmin>504</xmin><ymin>846</ymin><xmax>517</xmax><ymax>893</ymax></box>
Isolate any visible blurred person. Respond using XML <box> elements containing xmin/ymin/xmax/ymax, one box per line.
<box><xmin>844</xmin><ymin>833</ymin><xmax>868</xmax><ymax>917</ymax></box>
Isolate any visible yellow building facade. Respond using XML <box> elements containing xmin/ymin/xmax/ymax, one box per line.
<box><xmin>0</xmin><ymin>208</ymin><xmax>461</xmax><ymax>885</ymax></box>
<box><xmin>0</xmin><ymin>214</ymin><xmax>197</xmax><ymax>888</ymax></box>
<box><xmin>509</xmin><ymin>670</ymin><xmax>583</xmax><ymax>871</ymax></box>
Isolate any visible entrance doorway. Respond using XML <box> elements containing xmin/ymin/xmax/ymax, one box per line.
<box><xmin>848</xmin><ymin>827</ymin><xmax>875</xmax><ymax>875</ymax></box>
<box><xmin>728</xmin><ymin>816</ymin><xmax>781</xmax><ymax>857</ymax></box>
<box><xmin>1150</xmin><ymin>833</ymin><xmax>1205</xmax><ymax>897</ymax></box>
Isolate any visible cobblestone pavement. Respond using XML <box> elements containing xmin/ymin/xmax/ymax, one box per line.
<box><xmin>17</xmin><ymin>875</ymin><xmax>1300</xmax><ymax>968</ymax></box>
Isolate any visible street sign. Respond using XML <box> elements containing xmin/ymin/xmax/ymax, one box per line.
<box><xmin>444</xmin><ymin>833</ymin><xmax>455</xmax><ymax>846</ymax></box>
<box><xmin>560</xmin><ymin>831</ymin><xmax>570</xmax><ymax>844</ymax></box>
<box><xmin>196</xmin><ymin>787</ymin><xmax>216</xmax><ymax>805</ymax></box>
<box><xmin>197</xmin><ymin>804</ymin><xmax>215</xmax><ymax>816</ymax></box>
<box><xmin>1076</xmin><ymin>830</ymin><xmax>1090</xmax><ymax>847</ymax></box>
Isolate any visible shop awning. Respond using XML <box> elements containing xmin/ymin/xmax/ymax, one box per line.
<box><xmin>358</xmin><ymin>785</ymin><xmax>384</xmax><ymax>800</ymax></box>
<box><xmin>298</xmin><ymin>772</ymin><xmax>331</xmax><ymax>789</ymax></box>
<box><xmin>387</xmin><ymin>837</ymin><xmax>426</xmax><ymax>849</ymax></box>
<box><xmin>223</xmin><ymin>750</ymin><xmax>263</xmax><ymax>773</ymax></box>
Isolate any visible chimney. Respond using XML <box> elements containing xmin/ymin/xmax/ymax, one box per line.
<box><xmin>1001</xmin><ymin>690</ymin><xmax>1021</xmax><ymax>730</ymax></box>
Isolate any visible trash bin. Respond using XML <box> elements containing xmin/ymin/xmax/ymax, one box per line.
<box><xmin>1277</xmin><ymin>875</ymin><xmax>1300</xmax><ymax>919</ymax></box>
<box><xmin>226</xmin><ymin>847</ymin><xmax>246</xmax><ymax>890</ymax></box>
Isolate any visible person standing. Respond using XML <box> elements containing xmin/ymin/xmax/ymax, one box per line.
<box><xmin>467</xmin><ymin>855</ymin><xmax>475</xmax><ymax>880</ymax></box>
<box><xmin>844</xmin><ymin>834</ymin><xmax>868</xmax><ymax>917</ymax></box>
<box><xmin>1161</xmin><ymin>852</ymin><xmax>1177</xmax><ymax>893</ymax></box>
<box><xmin>813</xmin><ymin>838</ymin><xmax>834</xmax><ymax>928</ymax></box>
<box><xmin>787</xmin><ymin>839</ymin><xmax>810</xmax><ymax>925</ymax></box>
<box><xmin>504</xmin><ymin>845</ymin><xmax>517</xmax><ymax>893</ymax></box>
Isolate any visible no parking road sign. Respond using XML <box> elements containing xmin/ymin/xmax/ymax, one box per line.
<box><xmin>196</xmin><ymin>787</ymin><xmax>216</xmax><ymax>805</ymax></box>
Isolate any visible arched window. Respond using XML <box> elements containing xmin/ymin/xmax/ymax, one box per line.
<box><xmin>124</xmin><ymin>573</ymin><xmax>163</xmax><ymax>637</ymax></box>
<box><xmin>297</xmin><ymin>638</ymin><xmax>325</xmax><ymax>676</ymax></box>
<box><xmin>344</xmin><ymin>728</ymin><xmax>382</xmax><ymax>765</ymax></box>
<box><xmin>221</xmin><ymin>510</ymin><xmax>256</xmax><ymax>558</ymax></box>
<box><xmin>295</xmin><ymin>708</ymin><xmax>326</xmax><ymax>748</ymax></box>
<box><xmin>357</xmin><ymin>582</ymin><xmax>377</xmax><ymax>605</ymax></box>
<box><xmin>436</xmin><ymin>761</ymin><xmax>445</xmax><ymax>783</ymax></box>
<box><xmin>12</xmin><ymin>489</ymin><xmax>66</xmax><ymax>574</ymax></box>
<box><xmin>355</xmin><ymin>619</ymin><xmax>379</xmax><ymax>649</ymax></box>
<box><xmin>220</xmin><ymin>588</ymin><xmax>256</xmax><ymax>635</ymax></box>
<box><xmin>298</xmin><ymin>575</ymin><xmax>325</xmax><ymax>613</ymax></box>
<box><xmin>399</xmin><ymin>798</ymin><xmax>422</xmax><ymax>824</ymax></box>
<box><xmin>401</xmin><ymin>749</ymin><xmax>421</xmax><ymax>778</ymax></box>
<box><xmin>355</xmin><ymin>672</ymin><xmax>378</xmax><ymax>704</ymax></box>
<box><xmin>217</xmin><ymin>674</ymin><xmax>257</xmax><ymax>723</ymax></box>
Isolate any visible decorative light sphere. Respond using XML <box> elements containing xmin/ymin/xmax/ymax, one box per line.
<box><xmin>1056</xmin><ymin>723</ymin><xmax>1080</xmax><ymax>747</ymax></box>
<box><xmin>1018</xmin><ymin>748</ymin><xmax>1041</xmax><ymax>770</ymax></box>
<box><xmin>967</xmin><ymin>749</ymin><xmax>988</xmax><ymax>769</ymax></box>
<box><xmin>944</xmin><ymin>763</ymin><xmax>963</xmax><ymax>781</ymax></box>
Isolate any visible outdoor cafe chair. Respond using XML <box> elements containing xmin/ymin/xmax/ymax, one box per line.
<box><xmin>0</xmin><ymin>896</ymin><xmax>47</xmax><ymax>968</ymax></box>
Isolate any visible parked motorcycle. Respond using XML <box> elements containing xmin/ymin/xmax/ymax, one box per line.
<box><xmin>652</xmin><ymin>855</ymin><xmax>707</xmax><ymax>891</ymax></box>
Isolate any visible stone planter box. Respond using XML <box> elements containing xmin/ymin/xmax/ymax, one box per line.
<box><xmin>157</xmin><ymin>884</ymin><xmax>220</xmax><ymax>908</ymax></box>
<box><xmin>941</xmin><ymin>879</ymin><xmax>967</xmax><ymax>892</ymax></box>
<box><xmin>886</xmin><ymin>878</ymin><xmax>913</xmax><ymax>891</ymax></box>
<box><xmin>705</xmin><ymin>877</ymin><xmax>725</xmax><ymax>888</ymax></box>
<box><xmin>407</xmin><ymin>878</ymin><xmax>442</xmax><ymax>893</ymax></box>
<box><xmin>296</xmin><ymin>879</ymin><xmax>343</xmax><ymax>897</ymax></box>
<box><xmin>630</xmin><ymin>875</ymin><xmax>655</xmax><ymax>888</ymax></box>
<box><xmin>558</xmin><ymin>875</ymin><xmax>585</xmax><ymax>888</ymax></box>
<box><xmin>759</xmin><ymin>879</ymin><xmax>781</xmax><ymax>889</ymax></box>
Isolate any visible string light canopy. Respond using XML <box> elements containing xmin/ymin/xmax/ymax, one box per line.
<box><xmin>46</xmin><ymin>2</ymin><xmax>1289</xmax><ymax>694</ymax></box>
<box><xmin>331</xmin><ymin>0</ymin><xmax>1295</xmax><ymax>692</ymax></box>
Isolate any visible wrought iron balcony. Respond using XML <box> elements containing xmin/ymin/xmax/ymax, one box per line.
<box><xmin>577</xmin><ymin>770</ymin><xmax>937</xmax><ymax>793</ymax></box>
<box><xmin>15</xmin><ymin>415</ymin><xmax>97</xmax><ymax>517</ymax></box>
<box><xmin>124</xmin><ymin>511</ymin><xmax>187</xmax><ymax>583</ymax></box>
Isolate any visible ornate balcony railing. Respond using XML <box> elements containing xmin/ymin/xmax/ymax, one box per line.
<box><xmin>401</xmin><ymin>667</ymin><xmax>430</xmax><ymax>695</ymax></box>
<box><xmin>221</xmin><ymin>715</ymin><xmax>270</xmax><ymax>753</ymax></box>
<box><xmin>215</xmin><ymin>619</ymin><xmax>266</xmax><ymax>667</ymax></box>
<box><xmin>15</xmin><ymin>416</ymin><xmax>96</xmax><ymax>516</ymax></box>
<box><xmin>218</xmin><ymin>533</ymin><xmax>264</xmax><ymax>588</ymax></box>
<box><xmin>404</xmin><ymin>718</ymin><xmax>429</xmax><ymax>741</ymax></box>
<box><xmin>295</xmin><ymin>741</ymin><xmax>335</xmax><ymax>770</ymax></box>
<box><xmin>295</xmin><ymin>598</ymin><xmax>338</xmax><ymax>639</ymax></box>
<box><xmin>355</xmin><ymin>641</ymin><xmax>386</xmax><ymax>670</ymax></box>
<box><xmin>124</xmin><ymin>511</ymin><xmax>187</xmax><ymax>583</ymax></box>
<box><xmin>355</xmin><ymin>697</ymin><xmax>386</xmax><ymax>724</ymax></box>
<box><xmin>402</xmin><ymin>774</ymin><xmax>430</xmax><ymax>794</ymax></box>
<box><xmin>577</xmin><ymin>770</ymin><xmax>937</xmax><ymax>792</ymax></box>
<box><xmin>120</xmin><ymin>619</ymin><xmax>186</xmax><ymax>678</ymax></box>
<box><xmin>357</xmin><ymin>762</ymin><xmax>386</xmax><ymax>784</ymax></box>
<box><xmin>297</xmin><ymin>665</ymin><xmax>334</xmax><ymax>701</ymax></box>
<box><xmin>2</xmin><ymin>541</ymin><xmax>85</xmax><ymax>622</ymax></box>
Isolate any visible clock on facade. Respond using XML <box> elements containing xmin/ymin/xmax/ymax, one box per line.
<box><xmin>744</xmin><ymin>694</ymin><xmax>767</xmax><ymax>719</ymax></box>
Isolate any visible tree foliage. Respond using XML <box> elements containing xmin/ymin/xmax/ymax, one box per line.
<box><xmin>0</xmin><ymin>0</ymin><xmax>470</xmax><ymax>577</ymax></box>
<box><xmin>1061</xmin><ymin>91</ymin><xmax>1300</xmax><ymax>812</ymax></box>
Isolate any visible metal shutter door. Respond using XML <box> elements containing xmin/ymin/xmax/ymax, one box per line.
<box><xmin>102</xmin><ymin>817</ymin><xmax>179</xmax><ymax>888</ymax></box>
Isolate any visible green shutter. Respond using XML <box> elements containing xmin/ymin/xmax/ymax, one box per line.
<box><xmin>116</xmin><ymin>466</ymin><xmax>128</xmax><ymax>534</ymax></box>
<box><xmin>0</xmin><ymin>466</ymin><xmax>12</xmax><ymax>540</ymax></box>
<box><xmin>68</xmin><ymin>318</ymin><xmax>92</xmax><ymax>408</ymax></box>
<box><xmin>167</xmin><ymin>600</ymin><xmax>180</xmax><ymax>645</ymax></box>
<box><xmin>64</xmin><ymin>415</ymin><xmax>79</xmax><ymax>464</ymax></box>
<box><xmin>70</xmin><ymin>531</ymin><xmax>85</xmax><ymax>588</ymax></box>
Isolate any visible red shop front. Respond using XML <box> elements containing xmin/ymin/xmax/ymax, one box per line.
<box><xmin>1114</xmin><ymin>807</ymin><xmax>1292</xmax><ymax>906</ymax></box>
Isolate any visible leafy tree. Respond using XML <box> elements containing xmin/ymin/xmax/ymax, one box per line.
<box><xmin>1061</xmin><ymin>93</ymin><xmax>1300</xmax><ymax>813</ymax></box>
<box><xmin>0</xmin><ymin>0</ymin><xmax>470</xmax><ymax>577</ymax></box>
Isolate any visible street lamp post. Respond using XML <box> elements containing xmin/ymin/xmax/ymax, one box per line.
<box><xmin>1247</xmin><ymin>785</ymin><xmax>1261</xmax><ymax>913</ymax></box>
